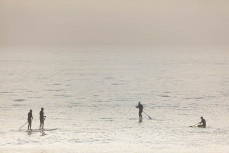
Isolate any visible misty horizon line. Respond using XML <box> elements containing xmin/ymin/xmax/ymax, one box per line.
<box><xmin>1</xmin><ymin>45</ymin><xmax>229</xmax><ymax>52</ymax></box>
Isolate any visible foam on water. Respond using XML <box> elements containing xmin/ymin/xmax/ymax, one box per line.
<box><xmin>0</xmin><ymin>48</ymin><xmax>229</xmax><ymax>152</ymax></box>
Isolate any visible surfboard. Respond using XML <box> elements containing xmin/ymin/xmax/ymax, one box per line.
<box><xmin>21</xmin><ymin>128</ymin><xmax>58</xmax><ymax>132</ymax></box>
<box><xmin>189</xmin><ymin>126</ymin><xmax>206</xmax><ymax>128</ymax></box>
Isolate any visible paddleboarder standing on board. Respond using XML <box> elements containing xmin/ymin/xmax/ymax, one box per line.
<box><xmin>136</xmin><ymin>102</ymin><xmax>143</xmax><ymax>121</ymax></box>
<box><xmin>27</xmin><ymin>109</ymin><xmax>33</xmax><ymax>130</ymax></box>
<box><xmin>39</xmin><ymin>107</ymin><xmax>46</xmax><ymax>130</ymax></box>
<box><xmin>198</xmin><ymin>117</ymin><xmax>206</xmax><ymax>128</ymax></box>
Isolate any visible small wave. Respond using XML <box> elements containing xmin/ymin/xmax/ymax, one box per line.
<box><xmin>12</xmin><ymin>104</ymin><xmax>23</xmax><ymax>106</ymax></box>
<box><xmin>68</xmin><ymin>139</ymin><xmax>83</xmax><ymax>143</ymax></box>
<box><xmin>14</xmin><ymin>99</ymin><xmax>26</xmax><ymax>102</ymax></box>
<box><xmin>195</xmin><ymin>97</ymin><xmax>204</xmax><ymax>99</ymax></box>
<box><xmin>26</xmin><ymin>90</ymin><xmax>33</xmax><ymax>93</ymax></box>
<box><xmin>159</xmin><ymin>95</ymin><xmax>170</xmax><ymax>98</ymax></box>
<box><xmin>100</xmin><ymin>118</ymin><xmax>113</xmax><ymax>121</ymax></box>
<box><xmin>0</xmin><ymin>91</ymin><xmax>13</xmax><ymax>94</ymax></box>
<box><xmin>54</xmin><ymin>95</ymin><xmax>72</xmax><ymax>97</ymax></box>
<box><xmin>87</xmin><ymin>105</ymin><xmax>99</xmax><ymax>108</ymax></box>
<box><xmin>52</xmin><ymin>83</ymin><xmax>62</xmax><ymax>86</ymax></box>
<box><xmin>77</xmin><ymin>97</ymin><xmax>86</xmax><ymax>100</ymax></box>
<box><xmin>46</xmin><ymin>89</ymin><xmax>63</xmax><ymax>92</ymax></box>
<box><xmin>111</xmin><ymin>83</ymin><xmax>121</xmax><ymax>86</ymax></box>
<box><xmin>27</xmin><ymin>96</ymin><xmax>42</xmax><ymax>99</ymax></box>
<box><xmin>185</xmin><ymin>97</ymin><xmax>204</xmax><ymax>100</ymax></box>
<box><xmin>104</xmin><ymin>77</ymin><xmax>114</xmax><ymax>80</ymax></box>
<box><xmin>95</xmin><ymin>100</ymin><xmax>105</xmax><ymax>103</ymax></box>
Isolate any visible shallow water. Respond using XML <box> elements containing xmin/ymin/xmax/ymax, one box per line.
<box><xmin>0</xmin><ymin>48</ymin><xmax>229</xmax><ymax>152</ymax></box>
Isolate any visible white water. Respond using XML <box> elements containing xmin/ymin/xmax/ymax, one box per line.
<box><xmin>0</xmin><ymin>48</ymin><xmax>229</xmax><ymax>153</ymax></box>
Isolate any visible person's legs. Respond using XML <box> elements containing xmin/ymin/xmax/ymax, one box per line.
<box><xmin>139</xmin><ymin>111</ymin><xmax>143</xmax><ymax>119</ymax></box>
<box><xmin>40</xmin><ymin>120</ymin><xmax>44</xmax><ymax>130</ymax></box>
<box><xmin>39</xmin><ymin>119</ymin><xmax>42</xmax><ymax>129</ymax></box>
<box><xmin>30</xmin><ymin>120</ymin><xmax>32</xmax><ymax>130</ymax></box>
<box><xmin>198</xmin><ymin>125</ymin><xmax>206</xmax><ymax>128</ymax></box>
<box><xmin>28</xmin><ymin>120</ymin><xmax>31</xmax><ymax>130</ymax></box>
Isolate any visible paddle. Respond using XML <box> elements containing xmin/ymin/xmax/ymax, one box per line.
<box><xmin>189</xmin><ymin>123</ymin><xmax>199</xmax><ymax>127</ymax></box>
<box><xmin>19</xmin><ymin>122</ymin><xmax>28</xmax><ymax>131</ymax></box>
<box><xmin>143</xmin><ymin>111</ymin><xmax>152</xmax><ymax>120</ymax></box>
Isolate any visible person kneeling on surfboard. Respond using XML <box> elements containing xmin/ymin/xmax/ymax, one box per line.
<box><xmin>198</xmin><ymin>117</ymin><xmax>206</xmax><ymax>128</ymax></box>
<box><xmin>28</xmin><ymin>109</ymin><xmax>33</xmax><ymax>130</ymax></box>
<box><xmin>136</xmin><ymin>102</ymin><xmax>143</xmax><ymax>121</ymax></box>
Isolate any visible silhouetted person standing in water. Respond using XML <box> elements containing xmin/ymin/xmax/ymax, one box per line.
<box><xmin>39</xmin><ymin>108</ymin><xmax>46</xmax><ymax>130</ymax></box>
<box><xmin>28</xmin><ymin>110</ymin><xmax>33</xmax><ymax>130</ymax></box>
<box><xmin>136</xmin><ymin>102</ymin><xmax>143</xmax><ymax>121</ymax></box>
<box><xmin>198</xmin><ymin>117</ymin><xmax>206</xmax><ymax>128</ymax></box>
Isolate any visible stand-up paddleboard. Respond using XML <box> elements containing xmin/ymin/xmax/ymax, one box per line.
<box><xmin>189</xmin><ymin>125</ymin><xmax>206</xmax><ymax>128</ymax></box>
<box><xmin>20</xmin><ymin>128</ymin><xmax>58</xmax><ymax>132</ymax></box>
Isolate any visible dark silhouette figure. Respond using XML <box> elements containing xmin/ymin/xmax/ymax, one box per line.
<box><xmin>136</xmin><ymin>102</ymin><xmax>143</xmax><ymax>121</ymax></box>
<box><xmin>27</xmin><ymin>110</ymin><xmax>33</xmax><ymax>130</ymax></box>
<box><xmin>198</xmin><ymin>117</ymin><xmax>206</xmax><ymax>128</ymax></box>
<box><xmin>39</xmin><ymin>108</ymin><xmax>46</xmax><ymax>130</ymax></box>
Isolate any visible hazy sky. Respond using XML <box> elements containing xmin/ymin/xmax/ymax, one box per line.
<box><xmin>1</xmin><ymin>0</ymin><xmax>229</xmax><ymax>47</ymax></box>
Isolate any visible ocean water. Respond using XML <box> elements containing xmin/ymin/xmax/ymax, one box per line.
<box><xmin>0</xmin><ymin>48</ymin><xmax>229</xmax><ymax>153</ymax></box>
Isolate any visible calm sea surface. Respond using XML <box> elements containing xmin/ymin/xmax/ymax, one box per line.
<box><xmin>0</xmin><ymin>48</ymin><xmax>228</xmax><ymax>153</ymax></box>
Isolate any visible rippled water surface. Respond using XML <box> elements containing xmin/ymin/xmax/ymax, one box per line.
<box><xmin>0</xmin><ymin>48</ymin><xmax>229</xmax><ymax>153</ymax></box>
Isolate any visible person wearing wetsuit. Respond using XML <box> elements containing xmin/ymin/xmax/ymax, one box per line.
<box><xmin>136</xmin><ymin>102</ymin><xmax>143</xmax><ymax>121</ymax></box>
<box><xmin>27</xmin><ymin>110</ymin><xmax>33</xmax><ymax>130</ymax></box>
<box><xmin>39</xmin><ymin>108</ymin><xmax>46</xmax><ymax>130</ymax></box>
<box><xmin>198</xmin><ymin>117</ymin><xmax>206</xmax><ymax>128</ymax></box>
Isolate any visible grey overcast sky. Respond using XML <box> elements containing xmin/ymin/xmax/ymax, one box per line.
<box><xmin>0</xmin><ymin>0</ymin><xmax>229</xmax><ymax>47</ymax></box>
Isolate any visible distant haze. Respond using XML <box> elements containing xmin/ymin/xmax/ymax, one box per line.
<box><xmin>1</xmin><ymin>0</ymin><xmax>229</xmax><ymax>47</ymax></box>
